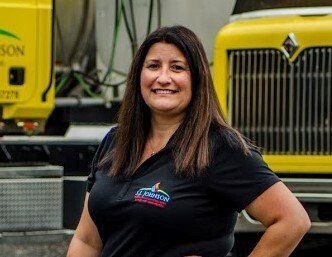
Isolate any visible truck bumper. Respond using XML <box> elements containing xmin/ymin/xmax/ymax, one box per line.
<box><xmin>235</xmin><ymin>178</ymin><xmax>332</xmax><ymax>234</ymax></box>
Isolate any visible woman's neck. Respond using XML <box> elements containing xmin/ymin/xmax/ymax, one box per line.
<box><xmin>149</xmin><ymin>113</ymin><xmax>183</xmax><ymax>143</ymax></box>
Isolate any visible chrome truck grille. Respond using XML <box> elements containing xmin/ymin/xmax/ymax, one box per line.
<box><xmin>228</xmin><ymin>48</ymin><xmax>332</xmax><ymax>154</ymax></box>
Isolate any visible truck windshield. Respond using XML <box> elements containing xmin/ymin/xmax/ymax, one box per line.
<box><xmin>232</xmin><ymin>0</ymin><xmax>332</xmax><ymax>15</ymax></box>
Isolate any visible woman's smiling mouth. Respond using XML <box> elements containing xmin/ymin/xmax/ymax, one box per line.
<box><xmin>152</xmin><ymin>89</ymin><xmax>179</xmax><ymax>94</ymax></box>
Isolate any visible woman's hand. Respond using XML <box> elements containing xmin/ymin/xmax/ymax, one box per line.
<box><xmin>67</xmin><ymin>193</ymin><xmax>103</xmax><ymax>257</ymax></box>
<box><xmin>245</xmin><ymin>181</ymin><xmax>311</xmax><ymax>257</ymax></box>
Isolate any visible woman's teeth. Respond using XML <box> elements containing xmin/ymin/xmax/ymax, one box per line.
<box><xmin>153</xmin><ymin>89</ymin><xmax>178</xmax><ymax>94</ymax></box>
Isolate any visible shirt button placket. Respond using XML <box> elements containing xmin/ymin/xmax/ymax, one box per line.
<box><xmin>117</xmin><ymin>179</ymin><xmax>132</xmax><ymax>200</ymax></box>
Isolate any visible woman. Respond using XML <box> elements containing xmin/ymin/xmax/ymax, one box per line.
<box><xmin>67</xmin><ymin>26</ymin><xmax>310</xmax><ymax>257</ymax></box>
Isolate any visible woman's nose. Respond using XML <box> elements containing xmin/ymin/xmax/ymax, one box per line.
<box><xmin>156</xmin><ymin>68</ymin><xmax>172</xmax><ymax>85</ymax></box>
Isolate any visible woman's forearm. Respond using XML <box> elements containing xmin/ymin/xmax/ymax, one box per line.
<box><xmin>248</xmin><ymin>219</ymin><xmax>311</xmax><ymax>257</ymax></box>
<box><xmin>67</xmin><ymin>235</ymin><xmax>101</xmax><ymax>257</ymax></box>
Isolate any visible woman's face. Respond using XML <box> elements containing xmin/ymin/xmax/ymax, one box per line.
<box><xmin>140</xmin><ymin>42</ymin><xmax>192</xmax><ymax>117</ymax></box>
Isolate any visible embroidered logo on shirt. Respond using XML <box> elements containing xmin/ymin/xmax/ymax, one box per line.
<box><xmin>134</xmin><ymin>182</ymin><xmax>170</xmax><ymax>208</ymax></box>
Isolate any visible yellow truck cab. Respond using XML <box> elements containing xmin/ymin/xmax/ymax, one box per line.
<box><xmin>214</xmin><ymin>0</ymin><xmax>332</xmax><ymax>254</ymax></box>
<box><xmin>0</xmin><ymin>0</ymin><xmax>54</xmax><ymax>134</ymax></box>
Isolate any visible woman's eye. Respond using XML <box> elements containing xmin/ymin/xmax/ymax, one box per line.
<box><xmin>171</xmin><ymin>65</ymin><xmax>185</xmax><ymax>71</ymax></box>
<box><xmin>147</xmin><ymin>64</ymin><xmax>159</xmax><ymax>69</ymax></box>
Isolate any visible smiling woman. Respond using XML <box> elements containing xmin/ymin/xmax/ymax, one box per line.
<box><xmin>140</xmin><ymin>42</ymin><xmax>192</xmax><ymax>118</ymax></box>
<box><xmin>67</xmin><ymin>26</ymin><xmax>310</xmax><ymax>257</ymax></box>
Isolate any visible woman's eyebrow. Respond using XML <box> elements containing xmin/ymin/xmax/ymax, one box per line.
<box><xmin>144</xmin><ymin>58</ymin><xmax>188</xmax><ymax>65</ymax></box>
<box><xmin>145</xmin><ymin>58</ymin><xmax>160</xmax><ymax>63</ymax></box>
<box><xmin>170</xmin><ymin>60</ymin><xmax>189</xmax><ymax>67</ymax></box>
<box><xmin>171</xmin><ymin>59</ymin><xmax>186</xmax><ymax>63</ymax></box>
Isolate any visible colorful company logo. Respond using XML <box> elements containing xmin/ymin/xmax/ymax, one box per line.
<box><xmin>0</xmin><ymin>29</ymin><xmax>20</xmax><ymax>40</ymax></box>
<box><xmin>134</xmin><ymin>182</ymin><xmax>170</xmax><ymax>208</ymax></box>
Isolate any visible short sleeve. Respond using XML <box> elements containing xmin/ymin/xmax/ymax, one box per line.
<box><xmin>207</xmin><ymin>146</ymin><xmax>280</xmax><ymax>212</ymax></box>
<box><xmin>86</xmin><ymin>127</ymin><xmax>117</xmax><ymax>192</ymax></box>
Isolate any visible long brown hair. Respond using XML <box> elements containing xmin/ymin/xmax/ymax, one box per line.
<box><xmin>101</xmin><ymin>25</ymin><xmax>250</xmax><ymax>178</ymax></box>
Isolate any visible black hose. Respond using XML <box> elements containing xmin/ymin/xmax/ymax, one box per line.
<box><xmin>146</xmin><ymin>0</ymin><xmax>154</xmax><ymax>37</ymax></box>
<box><xmin>55</xmin><ymin>12</ymin><xmax>66</xmax><ymax>63</ymax></box>
<box><xmin>73</xmin><ymin>71</ymin><xmax>126</xmax><ymax>87</ymax></box>
<box><xmin>73</xmin><ymin>0</ymin><xmax>95</xmax><ymax>64</ymax></box>
<box><xmin>68</xmin><ymin>0</ymin><xmax>89</xmax><ymax>64</ymax></box>
<box><xmin>129</xmin><ymin>0</ymin><xmax>138</xmax><ymax>53</ymax></box>
<box><xmin>157</xmin><ymin>0</ymin><xmax>161</xmax><ymax>28</ymax></box>
<box><xmin>121</xmin><ymin>2</ymin><xmax>135</xmax><ymax>56</ymax></box>
<box><xmin>100</xmin><ymin>0</ymin><xmax>121</xmax><ymax>85</ymax></box>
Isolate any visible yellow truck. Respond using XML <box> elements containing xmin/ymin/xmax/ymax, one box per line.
<box><xmin>1</xmin><ymin>0</ymin><xmax>331</xmax><ymax>255</ymax></box>
<box><xmin>214</xmin><ymin>0</ymin><xmax>332</xmax><ymax>254</ymax></box>
<box><xmin>0</xmin><ymin>0</ymin><xmax>54</xmax><ymax>134</ymax></box>
<box><xmin>0</xmin><ymin>0</ymin><xmax>114</xmax><ymax>239</ymax></box>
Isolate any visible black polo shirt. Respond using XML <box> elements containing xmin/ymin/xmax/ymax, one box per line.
<box><xmin>87</xmin><ymin>127</ymin><xmax>280</xmax><ymax>257</ymax></box>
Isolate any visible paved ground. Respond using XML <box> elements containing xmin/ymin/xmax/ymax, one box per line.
<box><xmin>0</xmin><ymin>234</ymin><xmax>330</xmax><ymax>257</ymax></box>
<box><xmin>0</xmin><ymin>235</ymin><xmax>72</xmax><ymax>257</ymax></box>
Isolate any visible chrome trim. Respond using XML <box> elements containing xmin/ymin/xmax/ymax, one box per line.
<box><xmin>314</xmin><ymin>49</ymin><xmax>319</xmax><ymax>153</ymax></box>
<box><xmin>270</xmin><ymin>51</ymin><xmax>275</xmax><ymax>152</ymax></box>
<box><xmin>301</xmin><ymin>51</ymin><xmax>307</xmax><ymax>153</ymax></box>
<box><xmin>321</xmin><ymin>49</ymin><xmax>326</xmax><ymax>154</ymax></box>
<box><xmin>63</xmin><ymin>176</ymin><xmax>88</xmax><ymax>181</ymax></box>
<box><xmin>264</xmin><ymin>50</ymin><xmax>269</xmax><ymax>151</ymax></box>
<box><xmin>295</xmin><ymin>193</ymin><xmax>332</xmax><ymax>202</ymax></box>
<box><xmin>252</xmin><ymin>50</ymin><xmax>258</xmax><ymax>142</ymax></box>
<box><xmin>281</xmin><ymin>33</ymin><xmax>299</xmax><ymax>59</ymax></box>
<box><xmin>282</xmin><ymin>55</ymin><xmax>287</xmax><ymax>153</ymax></box>
<box><xmin>0</xmin><ymin>178</ymin><xmax>63</xmax><ymax>183</ymax></box>
<box><xmin>276</xmin><ymin>51</ymin><xmax>281</xmax><ymax>151</ymax></box>
<box><xmin>328</xmin><ymin>49</ymin><xmax>332</xmax><ymax>153</ymax></box>
<box><xmin>0</xmin><ymin>125</ymin><xmax>114</xmax><ymax>144</ymax></box>
<box><xmin>235</xmin><ymin>179</ymin><xmax>332</xmax><ymax>233</ymax></box>
<box><xmin>240</xmin><ymin>51</ymin><xmax>246</xmax><ymax>133</ymax></box>
<box><xmin>228</xmin><ymin>48</ymin><xmax>332</xmax><ymax>154</ymax></box>
<box><xmin>289</xmin><ymin>56</ymin><xmax>295</xmax><ymax>153</ymax></box>
<box><xmin>282</xmin><ymin>178</ymin><xmax>332</xmax><ymax>183</ymax></box>
<box><xmin>258</xmin><ymin>50</ymin><xmax>263</xmax><ymax>147</ymax></box>
<box><xmin>0</xmin><ymin>229</ymin><xmax>74</xmax><ymax>239</ymax></box>
<box><xmin>282</xmin><ymin>178</ymin><xmax>332</xmax><ymax>194</ymax></box>
<box><xmin>55</xmin><ymin>97</ymin><xmax>106</xmax><ymax>107</ymax></box>
<box><xmin>235</xmin><ymin>51</ymin><xmax>240</xmax><ymax>128</ymax></box>
<box><xmin>0</xmin><ymin>165</ymin><xmax>63</xmax><ymax>178</ymax></box>
<box><xmin>246</xmin><ymin>51</ymin><xmax>252</xmax><ymax>138</ymax></box>
<box><xmin>295</xmin><ymin>52</ymin><xmax>301</xmax><ymax>153</ymax></box>
<box><xmin>230</xmin><ymin>7</ymin><xmax>332</xmax><ymax>22</ymax></box>
<box><xmin>228</xmin><ymin>51</ymin><xmax>234</xmax><ymax>126</ymax></box>
<box><xmin>0</xmin><ymin>229</ymin><xmax>74</xmax><ymax>237</ymax></box>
